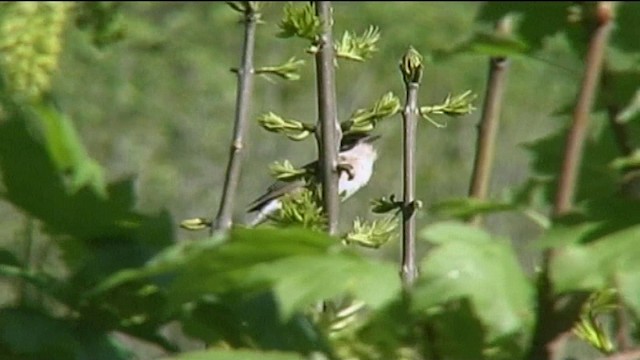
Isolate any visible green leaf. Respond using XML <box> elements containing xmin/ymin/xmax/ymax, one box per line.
<box><xmin>435</xmin><ymin>30</ymin><xmax>529</xmax><ymax>59</ymax></box>
<box><xmin>523</xmin><ymin>117</ymin><xmax>621</xmax><ymax>206</ymax></box>
<box><xmin>477</xmin><ymin>2</ymin><xmax>572</xmax><ymax>52</ymax></box>
<box><xmin>0</xmin><ymin>117</ymin><xmax>173</xmax><ymax>287</ymax></box>
<box><xmin>181</xmin><ymin>291</ymin><xmax>331</xmax><ymax>355</ymax></box>
<box><xmin>31</xmin><ymin>100</ymin><xmax>107</xmax><ymax>196</ymax></box>
<box><xmin>429</xmin><ymin>197</ymin><xmax>515</xmax><ymax>220</ymax></box>
<box><xmin>249</xmin><ymin>254</ymin><xmax>401</xmax><ymax>319</ymax></box>
<box><xmin>613</xmin><ymin>2</ymin><xmax>640</xmax><ymax>54</ymax></box>
<box><xmin>167</xmin><ymin>227</ymin><xmax>400</xmax><ymax>319</ymax></box>
<box><xmin>420</xmin><ymin>220</ymin><xmax>493</xmax><ymax>244</ymax></box>
<box><xmin>428</xmin><ymin>300</ymin><xmax>486</xmax><ymax>360</ymax></box>
<box><xmin>550</xmin><ymin>223</ymin><xmax>640</xmax><ymax>294</ymax></box>
<box><xmin>0</xmin><ymin>308</ymin><xmax>131</xmax><ymax>360</ymax></box>
<box><xmin>414</xmin><ymin>222</ymin><xmax>534</xmax><ymax>341</ymax></box>
<box><xmin>162</xmin><ymin>349</ymin><xmax>306</xmax><ymax>360</ymax></box>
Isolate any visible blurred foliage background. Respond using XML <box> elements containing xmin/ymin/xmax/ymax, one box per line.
<box><xmin>0</xmin><ymin>1</ymin><xmax>582</xmax><ymax>279</ymax></box>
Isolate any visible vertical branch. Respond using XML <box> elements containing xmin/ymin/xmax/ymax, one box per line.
<box><xmin>527</xmin><ymin>3</ymin><xmax>616</xmax><ymax>360</ymax></box>
<box><xmin>213</xmin><ymin>3</ymin><xmax>258</xmax><ymax>233</ymax></box>
<box><xmin>553</xmin><ymin>2</ymin><xmax>614</xmax><ymax>217</ymax></box>
<box><xmin>468</xmin><ymin>17</ymin><xmax>512</xmax><ymax>227</ymax></box>
<box><xmin>399</xmin><ymin>48</ymin><xmax>423</xmax><ymax>286</ymax></box>
<box><xmin>314</xmin><ymin>1</ymin><xmax>341</xmax><ymax>236</ymax></box>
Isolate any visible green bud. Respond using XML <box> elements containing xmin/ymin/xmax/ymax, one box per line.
<box><xmin>400</xmin><ymin>46</ymin><xmax>423</xmax><ymax>85</ymax></box>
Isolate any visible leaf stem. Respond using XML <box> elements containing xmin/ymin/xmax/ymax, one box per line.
<box><xmin>468</xmin><ymin>17</ymin><xmax>512</xmax><ymax>227</ymax></box>
<box><xmin>314</xmin><ymin>1</ymin><xmax>341</xmax><ymax>236</ymax></box>
<box><xmin>213</xmin><ymin>4</ymin><xmax>258</xmax><ymax>233</ymax></box>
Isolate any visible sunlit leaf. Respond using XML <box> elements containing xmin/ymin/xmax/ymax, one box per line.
<box><xmin>167</xmin><ymin>227</ymin><xmax>400</xmax><ymax>319</ymax></box>
<box><xmin>415</xmin><ymin>222</ymin><xmax>534</xmax><ymax>341</ymax></box>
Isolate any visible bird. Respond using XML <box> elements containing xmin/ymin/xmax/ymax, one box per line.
<box><xmin>246</xmin><ymin>133</ymin><xmax>381</xmax><ymax>227</ymax></box>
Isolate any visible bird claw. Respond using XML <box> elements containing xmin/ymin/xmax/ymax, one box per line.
<box><xmin>337</xmin><ymin>162</ymin><xmax>355</xmax><ymax>180</ymax></box>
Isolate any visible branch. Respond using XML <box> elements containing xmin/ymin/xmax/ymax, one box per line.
<box><xmin>314</xmin><ymin>1</ymin><xmax>341</xmax><ymax>236</ymax></box>
<box><xmin>399</xmin><ymin>47</ymin><xmax>423</xmax><ymax>287</ymax></box>
<box><xmin>468</xmin><ymin>17</ymin><xmax>512</xmax><ymax>227</ymax></box>
<box><xmin>213</xmin><ymin>3</ymin><xmax>259</xmax><ymax>232</ymax></box>
<box><xmin>554</xmin><ymin>2</ymin><xmax>614</xmax><ymax>217</ymax></box>
<box><xmin>527</xmin><ymin>3</ymin><xmax>617</xmax><ymax>360</ymax></box>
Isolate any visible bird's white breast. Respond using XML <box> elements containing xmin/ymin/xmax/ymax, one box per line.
<box><xmin>338</xmin><ymin>143</ymin><xmax>377</xmax><ymax>200</ymax></box>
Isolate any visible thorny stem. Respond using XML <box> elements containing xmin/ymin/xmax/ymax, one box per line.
<box><xmin>468</xmin><ymin>17</ymin><xmax>512</xmax><ymax>227</ymax></box>
<box><xmin>213</xmin><ymin>4</ymin><xmax>258</xmax><ymax>233</ymax></box>
<box><xmin>401</xmin><ymin>83</ymin><xmax>420</xmax><ymax>286</ymax></box>
<box><xmin>527</xmin><ymin>3</ymin><xmax>616</xmax><ymax>360</ymax></box>
<box><xmin>314</xmin><ymin>1</ymin><xmax>341</xmax><ymax>236</ymax></box>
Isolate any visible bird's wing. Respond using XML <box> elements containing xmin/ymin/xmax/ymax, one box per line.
<box><xmin>246</xmin><ymin>159</ymin><xmax>318</xmax><ymax>213</ymax></box>
<box><xmin>246</xmin><ymin>178</ymin><xmax>305</xmax><ymax>212</ymax></box>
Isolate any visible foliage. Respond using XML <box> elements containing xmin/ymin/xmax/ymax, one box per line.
<box><xmin>1</xmin><ymin>2</ymin><xmax>640</xmax><ymax>360</ymax></box>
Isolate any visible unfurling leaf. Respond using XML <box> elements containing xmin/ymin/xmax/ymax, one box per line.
<box><xmin>344</xmin><ymin>216</ymin><xmax>398</xmax><ymax>248</ymax></box>
<box><xmin>269</xmin><ymin>160</ymin><xmax>308</xmax><ymax>181</ymax></box>
<box><xmin>370</xmin><ymin>194</ymin><xmax>402</xmax><ymax>214</ymax></box>
<box><xmin>342</xmin><ymin>92</ymin><xmax>401</xmax><ymax>135</ymax></box>
<box><xmin>256</xmin><ymin>57</ymin><xmax>305</xmax><ymax>81</ymax></box>
<box><xmin>420</xmin><ymin>90</ymin><xmax>477</xmax><ymax>128</ymax></box>
<box><xmin>399</xmin><ymin>46</ymin><xmax>424</xmax><ymax>85</ymax></box>
<box><xmin>257</xmin><ymin>112</ymin><xmax>314</xmax><ymax>141</ymax></box>
<box><xmin>335</xmin><ymin>26</ymin><xmax>380</xmax><ymax>62</ymax></box>
<box><xmin>273</xmin><ymin>188</ymin><xmax>326</xmax><ymax>232</ymax></box>
<box><xmin>277</xmin><ymin>3</ymin><xmax>320</xmax><ymax>41</ymax></box>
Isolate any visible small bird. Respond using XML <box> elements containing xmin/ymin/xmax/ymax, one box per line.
<box><xmin>246</xmin><ymin>133</ymin><xmax>381</xmax><ymax>226</ymax></box>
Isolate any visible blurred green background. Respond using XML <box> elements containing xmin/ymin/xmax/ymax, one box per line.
<box><xmin>0</xmin><ymin>2</ymin><xmax>581</xmax><ymax>272</ymax></box>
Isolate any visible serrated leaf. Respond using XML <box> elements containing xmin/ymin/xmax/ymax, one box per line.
<box><xmin>550</xmin><ymin>223</ymin><xmax>640</xmax><ymax>294</ymax></box>
<box><xmin>435</xmin><ymin>31</ymin><xmax>529</xmax><ymax>59</ymax></box>
<box><xmin>248</xmin><ymin>254</ymin><xmax>401</xmax><ymax>319</ymax></box>
<box><xmin>414</xmin><ymin>222</ymin><xmax>534</xmax><ymax>341</ymax></box>
<box><xmin>523</xmin><ymin>118</ymin><xmax>621</xmax><ymax>206</ymax></box>
<box><xmin>477</xmin><ymin>2</ymin><xmax>572</xmax><ymax>52</ymax></box>
<box><xmin>167</xmin><ymin>227</ymin><xmax>400</xmax><ymax>320</ymax></box>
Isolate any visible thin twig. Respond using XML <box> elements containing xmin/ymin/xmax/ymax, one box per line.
<box><xmin>468</xmin><ymin>16</ymin><xmax>512</xmax><ymax>227</ymax></box>
<box><xmin>527</xmin><ymin>3</ymin><xmax>616</xmax><ymax>360</ymax></box>
<box><xmin>314</xmin><ymin>1</ymin><xmax>341</xmax><ymax>236</ymax></box>
<box><xmin>213</xmin><ymin>4</ymin><xmax>258</xmax><ymax>233</ymax></box>
<box><xmin>399</xmin><ymin>48</ymin><xmax>423</xmax><ymax>286</ymax></box>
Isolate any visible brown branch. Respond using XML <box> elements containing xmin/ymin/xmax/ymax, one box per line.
<box><xmin>527</xmin><ymin>3</ymin><xmax>616</xmax><ymax>360</ymax></box>
<box><xmin>213</xmin><ymin>3</ymin><xmax>258</xmax><ymax>233</ymax></box>
<box><xmin>553</xmin><ymin>2</ymin><xmax>614</xmax><ymax>217</ymax></box>
<box><xmin>399</xmin><ymin>48</ymin><xmax>423</xmax><ymax>286</ymax></box>
<box><xmin>314</xmin><ymin>1</ymin><xmax>341</xmax><ymax>236</ymax></box>
<box><xmin>467</xmin><ymin>17</ymin><xmax>512</xmax><ymax>227</ymax></box>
